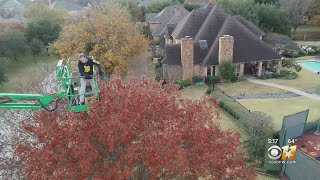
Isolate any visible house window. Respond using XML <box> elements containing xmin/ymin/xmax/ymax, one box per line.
<box><xmin>207</xmin><ymin>66</ymin><xmax>215</xmax><ymax>76</ymax></box>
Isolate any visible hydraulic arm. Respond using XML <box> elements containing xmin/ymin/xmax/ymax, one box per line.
<box><xmin>0</xmin><ymin>93</ymin><xmax>63</xmax><ymax>111</ymax></box>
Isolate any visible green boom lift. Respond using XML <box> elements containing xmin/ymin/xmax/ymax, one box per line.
<box><xmin>0</xmin><ymin>59</ymin><xmax>99</xmax><ymax>112</ymax></box>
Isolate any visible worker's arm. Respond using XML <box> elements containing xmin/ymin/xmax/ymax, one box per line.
<box><xmin>92</xmin><ymin>59</ymin><xmax>103</xmax><ymax>74</ymax></box>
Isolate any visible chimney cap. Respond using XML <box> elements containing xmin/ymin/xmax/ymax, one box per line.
<box><xmin>185</xmin><ymin>36</ymin><xmax>191</xmax><ymax>38</ymax></box>
<box><xmin>223</xmin><ymin>35</ymin><xmax>231</xmax><ymax>37</ymax></box>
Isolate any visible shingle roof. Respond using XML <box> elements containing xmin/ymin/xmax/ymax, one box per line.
<box><xmin>164</xmin><ymin>24</ymin><xmax>177</xmax><ymax>38</ymax></box>
<box><xmin>164</xmin><ymin>5</ymin><xmax>281</xmax><ymax>66</ymax></box>
<box><xmin>163</xmin><ymin>44</ymin><xmax>181</xmax><ymax>65</ymax></box>
<box><xmin>203</xmin><ymin>16</ymin><xmax>281</xmax><ymax>65</ymax></box>
<box><xmin>50</xmin><ymin>0</ymin><xmax>83</xmax><ymax>11</ymax></box>
<box><xmin>146</xmin><ymin>5</ymin><xmax>189</xmax><ymax>36</ymax></box>
<box><xmin>234</xmin><ymin>16</ymin><xmax>265</xmax><ymax>37</ymax></box>
<box><xmin>171</xmin><ymin>5</ymin><xmax>212</xmax><ymax>39</ymax></box>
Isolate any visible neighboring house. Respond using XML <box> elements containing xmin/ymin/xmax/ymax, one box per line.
<box><xmin>146</xmin><ymin>5</ymin><xmax>190</xmax><ymax>41</ymax></box>
<box><xmin>0</xmin><ymin>0</ymin><xmax>24</xmax><ymax>20</ymax></box>
<box><xmin>49</xmin><ymin>0</ymin><xmax>83</xmax><ymax>15</ymax></box>
<box><xmin>162</xmin><ymin>5</ymin><xmax>283</xmax><ymax>81</ymax></box>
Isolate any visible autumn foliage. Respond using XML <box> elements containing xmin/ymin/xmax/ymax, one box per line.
<box><xmin>16</xmin><ymin>74</ymin><xmax>256</xmax><ymax>179</ymax></box>
<box><xmin>54</xmin><ymin>4</ymin><xmax>148</xmax><ymax>73</ymax></box>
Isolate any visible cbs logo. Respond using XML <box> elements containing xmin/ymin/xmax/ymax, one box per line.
<box><xmin>268</xmin><ymin>145</ymin><xmax>282</xmax><ymax>160</ymax></box>
<box><xmin>268</xmin><ymin>145</ymin><xmax>297</xmax><ymax>160</ymax></box>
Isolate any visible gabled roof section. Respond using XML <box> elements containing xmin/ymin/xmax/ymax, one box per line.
<box><xmin>203</xmin><ymin>16</ymin><xmax>281</xmax><ymax>65</ymax></box>
<box><xmin>163</xmin><ymin>44</ymin><xmax>181</xmax><ymax>65</ymax></box>
<box><xmin>194</xmin><ymin>6</ymin><xmax>226</xmax><ymax>50</ymax></box>
<box><xmin>234</xmin><ymin>16</ymin><xmax>265</xmax><ymax>37</ymax></box>
<box><xmin>146</xmin><ymin>5</ymin><xmax>189</xmax><ymax>36</ymax></box>
<box><xmin>164</xmin><ymin>23</ymin><xmax>177</xmax><ymax>38</ymax></box>
<box><xmin>171</xmin><ymin>5</ymin><xmax>212</xmax><ymax>39</ymax></box>
<box><xmin>50</xmin><ymin>0</ymin><xmax>83</xmax><ymax>11</ymax></box>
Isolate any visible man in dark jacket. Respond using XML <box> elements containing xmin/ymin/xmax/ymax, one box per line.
<box><xmin>78</xmin><ymin>53</ymin><xmax>103</xmax><ymax>105</ymax></box>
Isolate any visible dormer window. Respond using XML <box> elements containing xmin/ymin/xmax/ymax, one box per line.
<box><xmin>199</xmin><ymin>40</ymin><xmax>208</xmax><ymax>49</ymax></box>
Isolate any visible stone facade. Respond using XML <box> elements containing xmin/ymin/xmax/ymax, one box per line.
<box><xmin>163</xmin><ymin>64</ymin><xmax>182</xmax><ymax>81</ymax></box>
<box><xmin>218</xmin><ymin>35</ymin><xmax>234</xmax><ymax>64</ymax></box>
<box><xmin>181</xmin><ymin>37</ymin><xmax>194</xmax><ymax>80</ymax></box>
<box><xmin>193</xmin><ymin>65</ymin><xmax>207</xmax><ymax>77</ymax></box>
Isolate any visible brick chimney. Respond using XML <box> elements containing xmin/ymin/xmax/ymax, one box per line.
<box><xmin>181</xmin><ymin>36</ymin><xmax>194</xmax><ymax>80</ymax></box>
<box><xmin>175</xmin><ymin>6</ymin><xmax>180</xmax><ymax>16</ymax></box>
<box><xmin>218</xmin><ymin>35</ymin><xmax>234</xmax><ymax>64</ymax></box>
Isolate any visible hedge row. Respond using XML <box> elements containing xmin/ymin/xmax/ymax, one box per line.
<box><xmin>211</xmin><ymin>90</ymin><xmax>250</xmax><ymax>120</ymax></box>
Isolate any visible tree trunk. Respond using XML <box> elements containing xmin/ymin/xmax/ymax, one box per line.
<box><xmin>293</xmin><ymin>25</ymin><xmax>298</xmax><ymax>37</ymax></box>
<box><xmin>34</xmin><ymin>54</ymin><xmax>37</xmax><ymax>64</ymax></box>
<box><xmin>46</xmin><ymin>47</ymin><xmax>49</xmax><ymax>56</ymax></box>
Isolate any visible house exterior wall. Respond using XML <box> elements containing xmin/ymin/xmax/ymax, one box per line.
<box><xmin>163</xmin><ymin>64</ymin><xmax>182</xmax><ymax>81</ymax></box>
<box><xmin>173</xmin><ymin>38</ymin><xmax>181</xmax><ymax>44</ymax></box>
<box><xmin>181</xmin><ymin>37</ymin><xmax>194</xmax><ymax>80</ymax></box>
<box><xmin>193</xmin><ymin>65</ymin><xmax>207</xmax><ymax>77</ymax></box>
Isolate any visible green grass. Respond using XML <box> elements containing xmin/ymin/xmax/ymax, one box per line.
<box><xmin>295</xmin><ymin>41</ymin><xmax>320</xmax><ymax>47</ymax></box>
<box><xmin>264</xmin><ymin>67</ymin><xmax>320</xmax><ymax>91</ymax></box>
<box><xmin>0</xmin><ymin>52</ymin><xmax>58</xmax><ymax>93</ymax></box>
<box><xmin>237</xmin><ymin>97</ymin><xmax>320</xmax><ymax>131</ymax></box>
<box><xmin>216</xmin><ymin>80</ymin><xmax>286</xmax><ymax>96</ymax></box>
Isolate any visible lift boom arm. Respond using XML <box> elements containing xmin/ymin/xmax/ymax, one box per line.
<box><xmin>0</xmin><ymin>93</ymin><xmax>64</xmax><ymax>111</ymax></box>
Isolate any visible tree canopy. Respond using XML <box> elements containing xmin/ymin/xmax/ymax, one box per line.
<box><xmin>219</xmin><ymin>0</ymin><xmax>291</xmax><ymax>35</ymax></box>
<box><xmin>26</xmin><ymin>18</ymin><xmax>61</xmax><ymax>46</ymax></box>
<box><xmin>54</xmin><ymin>4</ymin><xmax>148</xmax><ymax>73</ymax></box>
<box><xmin>23</xmin><ymin>4</ymin><xmax>70</xmax><ymax>25</ymax></box>
<box><xmin>16</xmin><ymin>74</ymin><xmax>256</xmax><ymax>179</ymax></box>
<box><xmin>0</xmin><ymin>30</ymin><xmax>26</xmax><ymax>61</ymax></box>
<box><xmin>0</xmin><ymin>65</ymin><xmax>8</xmax><ymax>86</ymax></box>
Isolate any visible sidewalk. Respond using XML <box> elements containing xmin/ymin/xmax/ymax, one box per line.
<box><xmin>247</xmin><ymin>78</ymin><xmax>320</xmax><ymax>101</ymax></box>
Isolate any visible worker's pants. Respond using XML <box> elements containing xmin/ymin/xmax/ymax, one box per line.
<box><xmin>80</xmin><ymin>78</ymin><xmax>96</xmax><ymax>104</ymax></box>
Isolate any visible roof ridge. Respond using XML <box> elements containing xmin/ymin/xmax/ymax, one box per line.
<box><xmin>171</xmin><ymin>11</ymin><xmax>193</xmax><ymax>38</ymax></box>
<box><xmin>194</xmin><ymin>5</ymin><xmax>217</xmax><ymax>41</ymax></box>
<box><xmin>203</xmin><ymin>16</ymin><xmax>278</xmax><ymax>65</ymax></box>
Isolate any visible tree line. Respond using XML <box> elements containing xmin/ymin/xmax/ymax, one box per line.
<box><xmin>0</xmin><ymin>2</ymin><xmax>148</xmax><ymax>86</ymax></box>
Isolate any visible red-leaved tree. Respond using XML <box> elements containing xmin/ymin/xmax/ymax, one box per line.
<box><xmin>15</xmin><ymin>74</ymin><xmax>256</xmax><ymax>179</ymax></box>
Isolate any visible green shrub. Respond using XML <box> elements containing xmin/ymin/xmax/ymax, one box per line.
<box><xmin>219</xmin><ymin>61</ymin><xmax>237</xmax><ymax>81</ymax></box>
<box><xmin>184</xmin><ymin>3</ymin><xmax>200</xmax><ymax>11</ymax></box>
<box><xmin>211</xmin><ymin>90</ymin><xmax>250</xmax><ymax>120</ymax></box>
<box><xmin>308</xmin><ymin>49</ymin><xmax>316</xmax><ymax>55</ymax></box>
<box><xmin>230</xmin><ymin>75</ymin><xmax>238</xmax><ymax>82</ymax></box>
<box><xmin>206</xmin><ymin>76</ymin><xmax>220</xmax><ymax>85</ymax></box>
<box><xmin>316</xmin><ymin>46</ymin><xmax>320</xmax><ymax>54</ymax></box>
<box><xmin>298</xmin><ymin>51</ymin><xmax>307</xmax><ymax>56</ymax></box>
<box><xmin>294</xmin><ymin>64</ymin><xmax>302</xmax><ymax>72</ymax></box>
<box><xmin>206</xmin><ymin>87</ymin><xmax>214</xmax><ymax>95</ymax></box>
<box><xmin>280</xmin><ymin>70</ymin><xmax>298</xmax><ymax>80</ymax></box>
<box><xmin>192</xmin><ymin>75</ymin><xmax>204</xmax><ymax>83</ymax></box>
<box><xmin>282</xmin><ymin>60</ymin><xmax>302</xmax><ymax>72</ymax></box>
<box><xmin>175</xmin><ymin>79</ymin><xmax>193</xmax><ymax>89</ymax></box>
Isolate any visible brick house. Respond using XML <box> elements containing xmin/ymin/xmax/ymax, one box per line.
<box><xmin>146</xmin><ymin>5</ymin><xmax>190</xmax><ymax>42</ymax></box>
<box><xmin>162</xmin><ymin>4</ymin><xmax>283</xmax><ymax>81</ymax></box>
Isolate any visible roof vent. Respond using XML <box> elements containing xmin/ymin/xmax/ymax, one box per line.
<box><xmin>199</xmin><ymin>40</ymin><xmax>208</xmax><ymax>49</ymax></box>
<box><xmin>185</xmin><ymin>36</ymin><xmax>191</xmax><ymax>38</ymax></box>
<box><xmin>223</xmin><ymin>35</ymin><xmax>231</xmax><ymax>37</ymax></box>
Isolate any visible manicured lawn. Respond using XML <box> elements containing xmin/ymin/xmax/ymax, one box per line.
<box><xmin>216</xmin><ymin>80</ymin><xmax>286</xmax><ymax>96</ymax></box>
<box><xmin>237</xmin><ymin>97</ymin><xmax>320</xmax><ymax>131</ymax></box>
<box><xmin>295</xmin><ymin>41</ymin><xmax>320</xmax><ymax>47</ymax></box>
<box><xmin>264</xmin><ymin>68</ymin><xmax>320</xmax><ymax>91</ymax></box>
<box><xmin>179</xmin><ymin>85</ymin><xmax>248</xmax><ymax>141</ymax></box>
<box><xmin>0</xmin><ymin>52</ymin><xmax>58</xmax><ymax>93</ymax></box>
